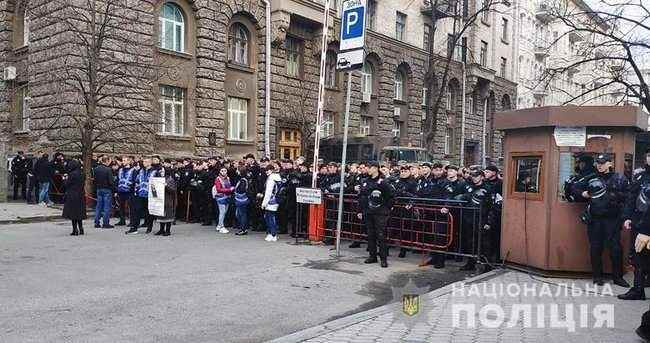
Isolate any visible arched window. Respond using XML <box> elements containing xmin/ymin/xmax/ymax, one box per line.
<box><xmin>160</xmin><ymin>3</ymin><xmax>185</xmax><ymax>52</ymax></box>
<box><xmin>325</xmin><ymin>52</ymin><xmax>337</xmax><ymax>88</ymax></box>
<box><xmin>361</xmin><ymin>62</ymin><xmax>374</xmax><ymax>95</ymax></box>
<box><xmin>229</xmin><ymin>23</ymin><xmax>249</xmax><ymax>65</ymax></box>
<box><xmin>394</xmin><ymin>70</ymin><xmax>405</xmax><ymax>101</ymax></box>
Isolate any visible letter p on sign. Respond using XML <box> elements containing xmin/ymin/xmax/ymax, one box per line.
<box><xmin>346</xmin><ymin>12</ymin><xmax>358</xmax><ymax>35</ymax></box>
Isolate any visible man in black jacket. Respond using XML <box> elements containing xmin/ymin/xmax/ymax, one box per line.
<box><xmin>357</xmin><ymin>161</ymin><xmax>394</xmax><ymax>268</ymax></box>
<box><xmin>581</xmin><ymin>154</ymin><xmax>629</xmax><ymax>287</ymax></box>
<box><xmin>93</xmin><ymin>155</ymin><xmax>115</xmax><ymax>228</ymax></box>
<box><xmin>11</xmin><ymin>151</ymin><xmax>28</xmax><ymax>200</ymax></box>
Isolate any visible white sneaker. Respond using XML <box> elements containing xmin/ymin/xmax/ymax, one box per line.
<box><xmin>215</xmin><ymin>226</ymin><xmax>222</xmax><ymax>232</ymax></box>
<box><xmin>264</xmin><ymin>234</ymin><xmax>272</xmax><ymax>241</ymax></box>
<box><xmin>271</xmin><ymin>235</ymin><xmax>278</xmax><ymax>242</ymax></box>
<box><xmin>220</xmin><ymin>228</ymin><xmax>230</xmax><ymax>234</ymax></box>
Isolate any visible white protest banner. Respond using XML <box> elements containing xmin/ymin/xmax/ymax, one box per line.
<box><xmin>148</xmin><ymin>177</ymin><xmax>166</xmax><ymax>217</ymax></box>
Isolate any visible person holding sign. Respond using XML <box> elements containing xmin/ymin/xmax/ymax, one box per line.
<box><xmin>154</xmin><ymin>160</ymin><xmax>177</xmax><ymax>237</ymax></box>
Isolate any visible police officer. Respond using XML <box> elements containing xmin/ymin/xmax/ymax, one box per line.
<box><xmin>581</xmin><ymin>154</ymin><xmax>629</xmax><ymax>287</ymax></box>
<box><xmin>483</xmin><ymin>165</ymin><xmax>502</xmax><ymax>196</ymax></box>
<box><xmin>394</xmin><ymin>166</ymin><xmax>418</xmax><ymax>259</ymax></box>
<box><xmin>619</xmin><ymin>148</ymin><xmax>650</xmax><ymax>300</ymax></box>
<box><xmin>11</xmin><ymin>151</ymin><xmax>28</xmax><ymax>200</ymax></box>
<box><xmin>357</xmin><ymin>161</ymin><xmax>394</xmax><ymax>268</ymax></box>
<box><xmin>565</xmin><ymin>154</ymin><xmax>597</xmax><ymax>202</ymax></box>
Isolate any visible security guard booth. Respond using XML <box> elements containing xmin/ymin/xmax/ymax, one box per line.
<box><xmin>494</xmin><ymin>106</ymin><xmax>648</xmax><ymax>273</ymax></box>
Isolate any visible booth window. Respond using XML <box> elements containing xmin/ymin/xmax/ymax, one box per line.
<box><xmin>511</xmin><ymin>155</ymin><xmax>543</xmax><ymax>198</ymax></box>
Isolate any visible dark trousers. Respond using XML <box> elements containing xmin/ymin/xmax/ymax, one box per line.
<box><xmin>132</xmin><ymin>196</ymin><xmax>154</xmax><ymax>230</ymax></box>
<box><xmin>587</xmin><ymin>217</ymin><xmax>623</xmax><ymax>279</ymax></box>
<box><xmin>13</xmin><ymin>176</ymin><xmax>27</xmax><ymax>200</ymax></box>
<box><xmin>365</xmin><ymin>213</ymin><xmax>389</xmax><ymax>260</ymax></box>
<box><xmin>236</xmin><ymin>205</ymin><xmax>248</xmax><ymax>230</ymax></box>
<box><xmin>27</xmin><ymin>176</ymin><xmax>39</xmax><ymax>203</ymax></box>
<box><xmin>189</xmin><ymin>190</ymin><xmax>205</xmax><ymax>223</ymax></box>
<box><xmin>117</xmin><ymin>193</ymin><xmax>131</xmax><ymax>224</ymax></box>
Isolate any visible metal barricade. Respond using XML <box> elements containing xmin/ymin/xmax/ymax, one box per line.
<box><xmin>320</xmin><ymin>194</ymin><xmax>486</xmax><ymax>261</ymax></box>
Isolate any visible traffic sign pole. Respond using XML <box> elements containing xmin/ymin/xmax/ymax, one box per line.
<box><xmin>335</xmin><ymin>71</ymin><xmax>353</xmax><ymax>257</ymax></box>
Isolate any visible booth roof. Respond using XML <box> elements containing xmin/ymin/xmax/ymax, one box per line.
<box><xmin>494</xmin><ymin>105</ymin><xmax>648</xmax><ymax>131</ymax></box>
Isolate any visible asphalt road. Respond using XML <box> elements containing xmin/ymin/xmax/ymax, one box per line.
<box><xmin>0</xmin><ymin>220</ymin><xmax>472</xmax><ymax>343</ymax></box>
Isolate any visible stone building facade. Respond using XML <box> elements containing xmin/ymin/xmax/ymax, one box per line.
<box><xmin>0</xmin><ymin>0</ymin><xmax>517</xmax><ymax>166</ymax></box>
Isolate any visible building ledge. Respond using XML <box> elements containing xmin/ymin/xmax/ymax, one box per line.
<box><xmin>467</xmin><ymin>63</ymin><xmax>496</xmax><ymax>83</ymax></box>
<box><xmin>158</xmin><ymin>48</ymin><xmax>193</xmax><ymax>60</ymax></box>
<box><xmin>156</xmin><ymin>133</ymin><xmax>193</xmax><ymax>141</ymax></box>
<box><xmin>227</xmin><ymin>62</ymin><xmax>255</xmax><ymax>74</ymax></box>
<box><xmin>226</xmin><ymin>139</ymin><xmax>256</xmax><ymax>146</ymax></box>
<box><xmin>13</xmin><ymin>45</ymin><xmax>29</xmax><ymax>54</ymax></box>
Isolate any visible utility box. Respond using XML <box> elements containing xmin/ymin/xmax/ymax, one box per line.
<box><xmin>495</xmin><ymin>106</ymin><xmax>648</xmax><ymax>273</ymax></box>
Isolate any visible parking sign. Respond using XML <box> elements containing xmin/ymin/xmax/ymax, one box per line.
<box><xmin>340</xmin><ymin>0</ymin><xmax>366</xmax><ymax>51</ymax></box>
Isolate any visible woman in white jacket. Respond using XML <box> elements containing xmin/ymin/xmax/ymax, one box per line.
<box><xmin>261</xmin><ymin>164</ymin><xmax>282</xmax><ymax>242</ymax></box>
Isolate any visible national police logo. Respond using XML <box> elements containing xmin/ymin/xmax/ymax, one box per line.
<box><xmin>402</xmin><ymin>294</ymin><xmax>420</xmax><ymax>317</ymax></box>
<box><xmin>391</xmin><ymin>278</ymin><xmax>429</xmax><ymax>327</ymax></box>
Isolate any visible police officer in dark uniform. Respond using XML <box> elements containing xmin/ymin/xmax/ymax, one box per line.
<box><xmin>483</xmin><ymin>165</ymin><xmax>503</xmax><ymax>196</ymax></box>
<box><xmin>619</xmin><ymin>148</ymin><xmax>650</xmax><ymax>300</ymax></box>
<box><xmin>580</xmin><ymin>153</ymin><xmax>629</xmax><ymax>287</ymax></box>
<box><xmin>11</xmin><ymin>151</ymin><xmax>28</xmax><ymax>200</ymax></box>
<box><xmin>176</xmin><ymin>158</ymin><xmax>194</xmax><ymax>222</ymax></box>
<box><xmin>357</xmin><ymin>161</ymin><xmax>394</xmax><ymax>268</ymax></box>
<box><xmin>394</xmin><ymin>166</ymin><xmax>418</xmax><ymax>259</ymax></box>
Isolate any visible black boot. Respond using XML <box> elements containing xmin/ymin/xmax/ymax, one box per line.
<box><xmin>433</xmin><ymin>255</ymin><xmax>446</xmax><ymax>269</ymax></box>
<box><xmin>611</xmin><ymin>254</ymin><xmax>630</xmax><ymax>287</ymax></box>
<box><xmin>398</xmin><ymin>248</ymin><xmax>407</xmax><ymax>258</ymax></box>
<box><xmin>163</xmin><ymin>223</ymin><xmax>171</xmax><ymax>236</ymax></box>
<box><xmin>79</xmin><ymin>222</ymin><xmax>84</xmax><ymax>235</ymax></box>
<box><xmin>146</xmin><ymin>225</ymin><xmax>152</xmax><ymax>234</ymax></box>
<box><xmin>235</xmin><ymin>229</ymin><xmax>248</xmax><ymax>236</ymax></box>
<box><xmin>618</xmin><ymin>287</ymin><xmax>646</xmax><ymax>300</ymax></box>
<box><xmin>380</xmin><ymin>259</ymin><xmax>388</xmax><ymax>268</ymax></box>
<box><xmin>460</xmin><ymin>259</ymin><xmax>476</xmax><ymax>271</ymax></box>
<box><xmin>637</xmin><ymin>310</ymin><xmax>650</xmax><ymax>341</ymax></box>
<box><xmin>154</xmin><ymin>224</ymin><xmax>165</xmax><ymax>236</ymax></box>
<box><xmin>364</xmin><ymin>255</ymin><xmax>378</xmax><ymax>264</ymax></box>
<box><xmin>70</xmin><ymin>222</ymin><xmax>79</xmax><ymax>236</ymax></box>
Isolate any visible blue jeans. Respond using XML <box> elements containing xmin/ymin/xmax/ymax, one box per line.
<box><xmin>236</xmin><ymin>205</ymin><xmax>248</xmax><ymax>230</ymax></box>
<box><xmin>38</xmin><ymin>182</ymin><xmax>50</xmax><ymax>204</ymax></box>
<box><xmin>215</xmin><ymin>200</ymin><xmax>229</xmax><ymax>228</ymax></box>
<box><xmin>264</xmin><ymin>210</ymin><xmax>278</xmax><ymax>236</ymax></box>
<box><xmin>94</xmin><ymin>188</ymin><xmax>112</xmax><ymax>226</ymax></box>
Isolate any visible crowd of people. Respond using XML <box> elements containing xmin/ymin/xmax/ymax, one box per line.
<box><xmin>9</xmin><ymin>151</ymin><xmax>505</xmax><ymax>269</ymax></box>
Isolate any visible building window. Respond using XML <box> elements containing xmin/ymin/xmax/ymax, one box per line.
<box><xmin>360</xmin><ymin>116</ymin><xmax>371</xmax><ymax>136</ymax></box>
<box><xmin>15</xmin><ymin>86</ymin><xmax>28</xmax><ymax>132</ymax></box>
<box><xmin>395</xmin><ymin>12</ymin><xmax>407</xmax><ymax>41</ymax></box>
<box><xmin>445</xmin><ymin>90</ymin><xmax>452</xmax><ymax>110</ymax></box>
<box><xmin>285</xmin><ymin>36</ymin><xmax>302</xmax><ymax>78</ymax></box>
<box><xmin>444</xmin><ymin>127</ymin><xmax>453</xmax><ymax>155</ymax></box>
<box><xmin>23</xmin><ymin>10</ymin><xmax>29</xmax><ymax>46</ymax></box>
<box><xmin>422</xmin><ymin>88</ymin><xmax>428</xmax><ymax>107</ymax></box>
<box><xmin>424</xmin><ymin>24</ymin><xmax>431</xmax><ymax>51</ymax></box>
<box><xmin>228</xmin><ymin>97</ymin><xmax>248</xmax><ymax>140</ymax></box>
<box><xmin>159</xmin><ymin>3</ymin><xmax>185</xmax><ymax>53</ymax></box>
<box><xmin>461</xmin><ymin>37</ymin><xmax>467</xmax><ymax>63</ymax></box>
<box><xmin>394</xmin><ymin>70</ymin><xmax>405</xmax><ymax>101</ymax></box>
<box><xmin>325</xmin><ymin>51</ymin><xmax>337</xmax><ymax>88</ymax></box>
<box><xmin>229</xmin><ymin>23</ymin><xmax>249</xmax><ymax>65</ymax></box>
<box><xmin>322</xmin><ymin>112</ymin><xmax>335</xmax><ymax>137</ymax></box>
<box><xmin>361</xmin><ymin>62</ymin><xmax>373</xmax><ymax>95</ymax></box>
<box><xmin>501</xmin><ymin>18</ymin><xmax>509</xmax><ymax>42</ymax></box>
<box><xmin>279</xmin><ymin>129</ymin><xmax>301</xmax><ymax>160</ymax></box>
<box><xmin>468</xmin><ymin>97</ymin><xmax>474</xmax><ymax>114</ymax></box>
<box><xmin>159</xmin><ymin>85</ymin><xmax>185</xmax><ymax>135</ymax></box>
<box><xmin>447</xmin><ymin>34</ymin><xmax>455</xmax><ymax>59</ymax></box>
<box><xmin>367</xmin><ymin>0</ymin><xmax>377</xmax><ymax>30</ymax></box>
<box><xmin>512</xmin><ymin>155</ymin><xmax>543</xmax><ymax>195</ymax></box>
<box><xmin>392</xmin><ymin>119</ymin><xmax>402</xmax><ymax>137</ymax></box>
<box><xmin>480</xmin><ymin>40</ymin><xmax>488</xmax><ymax>67</ymax></box>
<box><xmin>500</xmin><ymin>57</ymin><xmax>507</xmax><ymax>78</ymax></box>
<box><xmin>477</xmin><ymin>0</ymin><xmax>489</xmax><ymax>22</ymax></box>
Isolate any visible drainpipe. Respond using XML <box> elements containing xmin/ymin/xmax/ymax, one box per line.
<box><xmin>460</xmin><ymin>60</ymin><xmax>466</xmax><ymax>166</ymax></box>
<box><xmin>482</xmin><ymin>96</ymin><xmax>488</xmax><ymax>168</ymax></box>
<box><xmin>261</xmin><ymin>0</ymin><xmax>272</xmax><ymax>158</ymax></box>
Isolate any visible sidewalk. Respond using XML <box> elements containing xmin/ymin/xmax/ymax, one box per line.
<box><xmin>0</xmin><ymin>202</ymin><xmax>63</xmax><ymax>224</ymax></box>
<box><xmin>270</xmin><ymin>269</ymin><xmax>649</xmax><ymax>343</ymax></box>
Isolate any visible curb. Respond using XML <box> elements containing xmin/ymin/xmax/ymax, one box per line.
<box><xmin>0</xmin><ymin>215</ymin><xmax>65</xmax><ymax>225</ymax></box>
<box><xmin>267</xmin><ymin>269</ymin><xmax>504</xmax><ymax>343</ymax></box>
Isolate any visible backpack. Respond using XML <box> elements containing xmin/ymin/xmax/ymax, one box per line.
<box><xmin>269</xmin><ymin>178</ymin><xmax>286</xmax><ymax>206</ymax></box>
<box><xmin>234</xmin><ymin>179</ymin><xmax>250</xmax><ymax>206</ymax></box>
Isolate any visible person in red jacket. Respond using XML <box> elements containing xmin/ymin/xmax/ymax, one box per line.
<box><xmin>214</xmin><ymin>167</ymin><xmax>234</xmax><ymax>233</ymax></box>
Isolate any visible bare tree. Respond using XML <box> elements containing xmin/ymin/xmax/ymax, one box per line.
<box><xmin>422</xmin><ymin>0</ymin><xmax>510</xmax><ymax>153</ymax></box>
<box><xmin>29</xmin><ymin>0</ymin><xmax>165</xmax><ymax>192</ymax></box>
<box><xmin>541</xmin><ymin>0</ymin><xmax>650</xmax><ymax>112</ymax></box>
<box><xmin>281</xmin><ymin>78</ymin><xmax>319</xmax><ymax>157</ymax></box>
